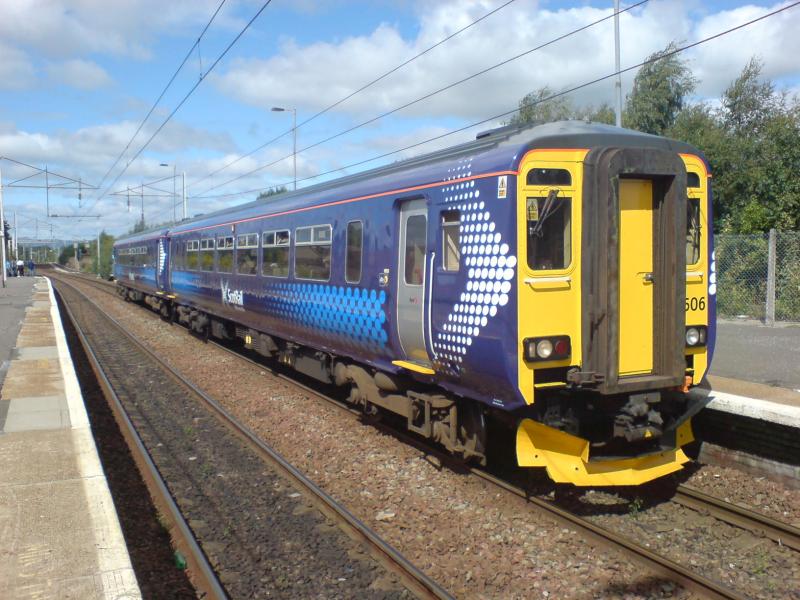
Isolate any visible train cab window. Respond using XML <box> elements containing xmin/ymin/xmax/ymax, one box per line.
<box><xmin>441</xmin><ymin>210</ymin><xmax>460</xmax><ymax>272</ymax></box>
<box><xmin>686</xmin><ymin>198</ymin><xmax>701</xmax><ymax>265</ymax></box>
<box><xmin>404</xmin><ymin>215</ymin><xmax>427</xmax><ymax>285</ymax></box>
<box><xmin>687</xmin><ymin>172</ymin><xmax>701</xmax><ymax>188</ymax></box>
<box><xmin>217</xmin><ymin>236</ymin><xmax>234</xmax><ymax>273</ymax></box>
<box><xmin>527</xmin><ymin>191</ymin><xmax>572</xmax><ymax>271</ymax></box>
<box><xmin>262</xmin><ymin>230</ymin><xmax>290</xmax><ymax>277</ymax></box>
<box><xmin>200</xmin><ymin>239</ymin><xmax>215</xmax><ymax>271</ymax></box>
<box><xmin>187</xmin><ymin>240</ymin><xmax>199</xmax><ymax>270</ymax></box>
<box><xmin>295</xmin><ymin>225</ymin><xmax>332</xmax><ymax>281</ymax></box>
<box><xmin>345</xmin><ymin>221</ymin><xmax>363</xmax><ymax>284</ymax></box>
<box><xmin>526</xmin><ymin>168</ymin><xmax>572</xmax><ymax>187</ymax></box>
<box><xmin>236</xmin><ymin>233</ymin><xmax>258</xmax><ymax>275</ymax></box>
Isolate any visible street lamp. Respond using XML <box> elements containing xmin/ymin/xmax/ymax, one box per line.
<box><xmin>160</xmin><ymin>163</ymin><xmax>187</xmax><ymax>221</ymax></box>
<box><xmin>271</xmin><ymin>106</ymin><xmax>297</xmax><ymax>191</ymax></box>
<box><xmin>159</xmin><ymin>163</ymin><xmax>177</xmax><ymax>222</ymax></box>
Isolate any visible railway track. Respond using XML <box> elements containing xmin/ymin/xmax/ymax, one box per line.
<box><xmin>55</xmin><ymin>277</ymin><xmax>226</xmax><ymax>600</ymax></box>
<box><xmin>50</xmin><ymin>273</ymin><xmax>453</xmax><ymax>600</ymax></box>
<box><xmin>52</xmin><ymin>270</ymin><xmax>800</xmax><ymax>599</ymax></box>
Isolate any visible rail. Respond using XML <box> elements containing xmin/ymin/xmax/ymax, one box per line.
<box><xmin>51</xmin><ymin>273</ymin><xmax>454</xmax><ymax>600</ymax></box>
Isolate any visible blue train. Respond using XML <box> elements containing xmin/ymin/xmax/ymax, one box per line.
<box><xmin>114</xmin><ymin>121</ymin><xmax>715</xmax><ymax>486</ymax></box>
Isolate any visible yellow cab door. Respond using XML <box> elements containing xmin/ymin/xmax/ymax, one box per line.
<box><xmin>618</xmin><ymin>179</ymin><xmax>654</xmax><ymax>376</ymax></box>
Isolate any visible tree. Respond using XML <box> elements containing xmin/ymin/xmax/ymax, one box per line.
<box><xmin>131</xmin><ymin>217</ymin><xmax>147</xmax><ymax>234</ymax></box>
<box><xmin>2</xmin><ymin>219</ymin><xmax>10</xmax><ymax>261</ymax></box>
<box><xmin>257</xmin><ymin>186</ymin><xmax>288</xmax><ymax>201</ymax></box>
<box><xmin>510</xmin><ymin>86</ymin><xmax>615</xmax><ymax>126</ymax></box>
<box><xmin>625</xmin><ymin>42</ymin><xmax>696</xmax><ymax>135</ymax></box>
<box><xmin>721</xmin><ymin>58</ymin><xmax>781</xmax><ymax>136</ymax></box>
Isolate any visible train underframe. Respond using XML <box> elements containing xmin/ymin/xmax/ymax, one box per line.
<box><xmin>119</xmin><ymin>284</ymin><xmax>699</xmax><ymax>486</ymax></box>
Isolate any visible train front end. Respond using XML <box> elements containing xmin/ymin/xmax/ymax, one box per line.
<box><xmin>513</xmin><ymin>142</ymin><xmax>714</xmax><ymax>486</ymax></box>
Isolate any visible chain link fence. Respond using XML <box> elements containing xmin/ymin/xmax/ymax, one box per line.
<box><xmin>716</xmin><ymin>230</ymin><xmax>800</xmax><ymax>323</ymax></box>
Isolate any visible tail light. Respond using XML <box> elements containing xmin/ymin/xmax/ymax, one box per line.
<box><xmin>524</xmin><ymin>335</ymin><xmax>571</xmax><ymax>362</ymax></box>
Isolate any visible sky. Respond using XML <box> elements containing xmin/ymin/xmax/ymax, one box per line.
<box><xmin>1</xmin><ymin>0</ymin><xmax>799</xmax><ymax>243</ymax></box>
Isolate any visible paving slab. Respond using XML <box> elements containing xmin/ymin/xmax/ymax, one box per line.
<box><xmin>0</xmin><ymin>276</ymin><xmax>140</xmax><ymax>600</ymax></box>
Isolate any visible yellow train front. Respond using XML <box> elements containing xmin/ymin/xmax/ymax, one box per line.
<box><xmin>510</xmin><ymin>124</ymin><xmax>714</xmax><ymax>486</ymax></box>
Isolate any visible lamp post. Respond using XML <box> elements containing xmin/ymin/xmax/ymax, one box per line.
<box><xmin>160</xmin><ymin>163</ymin><xmax>177</xmax><ymax>222</ymax></box>
<box><xmin>271</xmin><ymin>106</ymin><xmax>297</xmax><ymax>191</ymax></box>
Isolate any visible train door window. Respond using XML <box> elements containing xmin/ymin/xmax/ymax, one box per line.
<box><xmin>217</xmin><ymin>236</ymin><xmax>234</xmax><ymax>273</ymax></box>
<box><xmin>295</xmin><ymin>224</ymin><xmax>332</xmax><ymax>281</ymax></box>
<box><xmin>236</xmin><ymin>233</ymin><xmax>258</xmax><ymax>275</ymax></box>
<box><xmin>686</xmin><ymin>198</ymin><xmax>701</xmax><ymax>265</ymax></box>
<box><xmin>527</xmin><ymin>192</ymin><xmax>572</xmax><ymax>270</ymax></box>
<box><xmin>187</xmin><ymin>240</ymin><xmax>199</xmax><ymax>270</ymax></box>
<box><xmin>441</xmin><ymin>210</ymin><xmax>460</xmax><ymax>272</ymax></box>
<box><xmin>262</xmin><ymin>230</ymin><xmax>290</xmax><ymax>277</ymax></box>
<box><xmin>404</xmin><ymin>215</ymin><xmax>427</xmax><ymax>285</ymax></box>
<box><xmin>200</xmin><ymin>238</ymin><xmax>215</xmax><ymax>271</ymax></box>
<box><xmin>687</xmin><ymin>172</ymin><xmax>701</xmax><ymax>188</ymax></box>
<box><xmin>345</xmin><ymin>221</ymin><xmax>363</xmax><ymax>284</ymax></box>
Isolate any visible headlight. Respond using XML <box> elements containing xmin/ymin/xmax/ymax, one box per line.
<box><xmin>523</xmin><ymin>336</ymin><xmax>571</xmax><ymax>362</ymax></box>
<box><xmin>536</xmin><ymin>339</ymin><xmax>553</xmax><ymax>359</ymax></box>
<box><xmin>685</xmin><ymin>325</ymin><xmax>707</xmax><ymax>347</ymax></box>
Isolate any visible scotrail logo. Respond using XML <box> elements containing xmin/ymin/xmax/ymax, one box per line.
<box><xmin>221</xmin><ymin>280</ymin><xmax>244</xmax><ymax>307</ymax></box>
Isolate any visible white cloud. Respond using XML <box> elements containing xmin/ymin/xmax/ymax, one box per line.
<box><xmin>0</xmin><ymin>42</ymin><xmax>36</xmax><ymax>90</ymax></box>
<box><xmin>46</xmin><ymin>59</ymin><xmax>113</xmax><ymax>90</ymax></box>
<box><xmin>212</xmin><ymin>0</ymin><xmax>800</xmax><ymax>121</ymax></box>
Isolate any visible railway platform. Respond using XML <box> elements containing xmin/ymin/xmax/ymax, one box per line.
<box><xmin>0</xmin><ymin>276</ymin><xmax>141</xmax><ymax>599</ymax></box>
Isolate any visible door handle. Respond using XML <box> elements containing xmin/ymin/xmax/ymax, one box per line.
<box><xmin>642</xmin><ymin>272</ymin><xmax>654</xmax><ymax>283</ymax></box>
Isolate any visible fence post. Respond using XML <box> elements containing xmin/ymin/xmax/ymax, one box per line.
<box><xmin>765</xmin><ymin>228</ymin><xmax>777</xmax><ymax>326</ymax></box>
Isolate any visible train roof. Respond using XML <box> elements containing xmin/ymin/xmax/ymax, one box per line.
<box><xmin>115</xmin><ymin>225</ymin><xmax>171</xmax><ymax>245</ymax></box>
<box><xmin>121</xmin><ymin>121</ymin><xmax>703</xmax><ymax>240</ymax></box>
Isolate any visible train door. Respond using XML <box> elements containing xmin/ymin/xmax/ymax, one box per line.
<box><xmin>618</xmin><ymin>179</ymin><xmax>654</xmax><ymax>375</ymax></box>
<box><xmin>396</xmin><ymin>199</ymin><xmax>431</xmax><ymax>364</ymax></box>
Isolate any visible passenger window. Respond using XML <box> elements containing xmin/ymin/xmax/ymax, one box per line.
<box><xmin>441</xmin><ymin>210</ymin><xmax>460</xmax><ymax>272</ymax></box>
<box><xmin>404</xmin><ymin>215</ymin><xmax>427</xmax><ymax>285</ymax></box>
<box><xmin>686</xmin><ymin>198</ymin><xmax>701</xmax><ymax>265</ymax></box>
<box><xmin>200</xmin><ymin>239</ymin><xmax>215</xmax><ymax>272</ymax></box>
<box><xmin>262</xmin><ymin>230</ymin><xmax>290</xmax><ymax>277</ymax></box>
<box><xmin>295</xmin><ymin>225</ymin><xmax>332</xmax><ymax>281</ymax></box>
<box><xmin>345</xmin><ymin>221</ymin><xmax>363</xmax><ymax>284</ymax></box>
<box><xmin>217</xmin><ymin>236</ymin><xmax>234</xmax><ymax>273</ymax></box>
<box><xmin>527</xmin><ymin>192</ymin><xmax>571</xmax><ymax>270</ymax></box>
<box><xmin>187</xmin><ymin>240</ymin><xmax>199</xmax><ymax>270</ymax></box>
<box><xmin>236</xmin><ymin>233</ymin><xmax>258</xmax><ymax>275</ymax></box>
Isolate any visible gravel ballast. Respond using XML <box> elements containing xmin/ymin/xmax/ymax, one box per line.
<box><xmin>71</xmin><ymin>277</ymin><xmax>800</xmax><ymax>599</ymax></box>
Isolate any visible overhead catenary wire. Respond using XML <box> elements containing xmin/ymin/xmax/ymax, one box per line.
<box><xmin>92</xmin><ymin>0</ymin><xmax>228</xmax><ymax>196</ymax></box>
<box><xmin>85</xmin><ymin>0</ymin><xmax>273</xmax><ymax>220</ymax></box>
<box><xmin>188</xmin><ymin>1</ymin><xmax>799</xmax><ymax>205</ymax></box>
<box><xmin>187</xmin><ymin>0</ymin><xmax>520</xmax><ymax>191</ymax></box>
<box><xmin>192</xmin><ymin>0</ymin><xmax>650</xmax><ymax>198</ymax></box>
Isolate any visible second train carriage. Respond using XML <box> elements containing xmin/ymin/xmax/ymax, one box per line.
<box><xmin>114</xmin><ymin>121</ymin><xmax>715</xmax><ymax>486</ymax></box>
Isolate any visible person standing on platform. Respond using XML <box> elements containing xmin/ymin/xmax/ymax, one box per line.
<box><xmin>16</xmin><ymin>259</ymin><xmax>24</xmax><ymax>277</ymax></box>
<box><xmin>28</xmin><ymin>260</ymin><xmax>34</xmax><ymax>276</ymax></box>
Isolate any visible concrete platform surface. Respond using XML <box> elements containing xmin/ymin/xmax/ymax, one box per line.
<box><xmin>0</xmin><ymin>277</ymin><xmax>141</xmax><ymax>600</ymax></box>
<box><xmin>0</xmin><ymin>277</ymin><xmax>37</xmax><ymax>391</ymax></box>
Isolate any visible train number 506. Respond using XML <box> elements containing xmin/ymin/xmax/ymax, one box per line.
<box><xmin>685</xmin><ymin>296</ymin><xmax>706</xmax><ymax>311</ymax></box>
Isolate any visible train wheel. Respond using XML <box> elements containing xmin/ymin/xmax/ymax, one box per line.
<box><xmin>459</xmin><ymin>402</ymin><xmax>487</xmax><ymax>464</ymax></box>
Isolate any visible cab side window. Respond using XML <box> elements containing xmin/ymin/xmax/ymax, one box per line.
<box><xmin>526</xmin><ymin>191</ymin><xmax>572</xmax><ymax>271</ymax></box>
